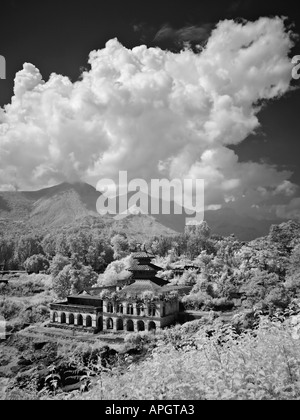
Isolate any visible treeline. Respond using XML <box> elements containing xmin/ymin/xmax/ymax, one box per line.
<box><xmin>0</xmin><ymin>221</ymin><xmax>214</xmax><ymax>272</ymax></box>
<box><xmin>2</xmin><ymin>218</ymin><xmax>300</xmax><ymax>314</ymax></box>
<box><xmin>0</xmin><ymin>228</ymin><xmax>114</xmax><ymax>273</ymax></box>
<box><xmin>149</xmin><ymin>220</ymin><xmax>300</xmax><ymax>314</ymax></box>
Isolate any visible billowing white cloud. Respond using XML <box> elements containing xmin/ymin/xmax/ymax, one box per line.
<box><xmin>0</xmin><ymin>16</ymin><xmax>297</xmax><ymax>217</ymax></box>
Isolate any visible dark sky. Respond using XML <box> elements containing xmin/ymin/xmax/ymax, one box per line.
<box><xmin>0</xmin><ymin>0</ymin><xmax>300</xmax><ymax>182</ymax></box>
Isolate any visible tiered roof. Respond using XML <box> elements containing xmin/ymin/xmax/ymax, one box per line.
<box><xmin>128</xmin><ymin>251</ymin><xmax>162</xmax><ymax>279</ymax></box>
<box><xmin>120</xmin><ymin>250</ymin><xmax>168</xmax><ymax>295</ymax></box>
<box><xmin>131</xmin><ymin>251</ymin><xmax>155</xmax><ymax>259</ymax></box>
<box><xmin>129</xmin><ymin>260</ymin><xmax>162</xmax><ymax>273</ymax></box>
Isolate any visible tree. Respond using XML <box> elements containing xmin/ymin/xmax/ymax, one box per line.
<box><xmin>86</xmin><ymin>245</ymin><xmax>106</xmax><ymax>273</ymax></box>
<box><xmin>215</xmin><ymin>235</ymin><xmax>242</xmax><ymax>265</ymax></box>
<box><xmin>185</xmin><ymin>221</ymin><xmax>211</xmax><ymax>240</ymax></box>
<box><xmin>24</xmin><ymin>254</ymin><xmax>50</xmax><ymax>274</ymax></box>
<box><xmin>235</xmin><ymin>240</ymin><xmax>287</xmax><ymax>277</ymax></box>
<box><xmin>184</xmin><ymin>222</ymin><xmax>215</xmax><ymax>259</ymax></box>
<box><xmin>240</xmin><ymin>270</ymin><xmax>286</xmax><ymax>310</ymax></box>
<box><xmin>192</xmin><ymin>251</ymin><xmax>227</xmax><ymax>297</ymax></box>
<box><xmin>269</xmin><ymin>220</ymin><xmax>300</xmax><ymax>251</ymax></box>
<box><xmin>97</xmin><ymin>255</ymin><xmax>132</xmax><ymax>287</ymax></box>
<box><xmin>14</xmin><ymin>234</ymin><xmax>44</xmax><ymax>267</ymax></box>
<box><xmin>182</xmin><ymin>291</ymin><xmax>212</xmax><ymax>310</ymax></box>
<box><xmin>41</xmin><ymin>234</ymin><xmax>57</xmax><ymax>258</ymax></box>
<box><xmin>55</xmin><ymin>233</ymin><xmax>70</xmax><ymax>257</ymax></box>
<box><xmin>52</xmin><ymin>260</ymin><xmax>98</xmax><ymax>299</ymax></box>
<box><xmin>288</xmin><ymin>244</ymin><xmax>300</xmax><ymax>277</ymax></box>
<box><xmin>177</xmin><ymin>270</ymin><xmax>198</xmax><ymax>286</ymax></box>
<box><xmin>0</xmin><ymin>236</ymin><xmax>15</xmax><ymax>269</ymax></box>
<box><xmin>111</xmin><ymin>234</ymin><xmax>130</xmax><ymax>260</ymax></box>
<box><xmin>49</xmin><ymin>254</ymin><xmax>70</xmax><ymax>278</ymax></box>
<box><xmin>285</xmin><ymin>273</ymin><xmax>300</xmax><ymax>296</ymax></box>
<box><xmin>285</xmin><ymin>244</ymin><xmax>300</xmax><ymax>296</ymax></box>
<box><xmin>264</xmin><ymin>286</ymin><xmax>290</xmax><ymax>310</ymax></box>
<box><xmin>145</xmin><ymin>235</ymin><xmax>174</xmax><ymax>257</ymax></box>
<box><xmin>67</xmin><ymin>232</ymin><xmax>90</xmax><ymax>261</ymax></box>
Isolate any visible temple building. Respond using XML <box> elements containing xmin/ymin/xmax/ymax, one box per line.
<box><xmin>49</xmin><ymin>251</ymin><xmax>190</xmax><ymax>333</ymax></box>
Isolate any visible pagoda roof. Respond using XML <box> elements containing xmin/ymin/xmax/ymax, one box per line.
<box><xmin>119</xmin><ymin>277</ymin><xmax>168</xmax><ymax>294</ymax></box>
<box><xmin>131</xmin><ymin>251</ymin><xmax>155</xmax><ymax>259</ymax></box>
<box><xmin>81</xmin><ymin>288</ymin><xmax>109</xmax><ymax>297</ymax></box>
<box><xmin>128</xmin><ymin>261</ymin><xmax>162</xmax><ymax>272</ymax></box>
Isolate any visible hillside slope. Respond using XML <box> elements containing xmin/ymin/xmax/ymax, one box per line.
<box><xmin>0</xmin><ymin>183</ymin><xmax>177</xmax><ymax>239</ymax></box>
<box><xmin>0</xmin><ymin>182</ymin><xmax>285</xmax><ymax>241</ymax></box>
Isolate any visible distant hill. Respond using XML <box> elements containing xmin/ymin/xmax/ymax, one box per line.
<box><xmin>0</xmin><ymin>183</ymin><xmax>100</xmax><ymax>230</ymax></box>
<box><xmin>0</xmin><ymin>182</ymin><xmax>285</xmax><ymax>241</ymax></box>
<box><xmin>0</xmin><ymin>183</ymin><xmax>176</xmax><ymax>240</ymax></box>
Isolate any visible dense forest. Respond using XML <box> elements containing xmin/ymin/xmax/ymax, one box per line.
<box><xmin>2</xmin><ymin>219</ymin><xmax>300</xmax><ymax>400</ymax></box>
<box><xmin>1</xmin><ymin>219</ymin><xmax>300</xmax><ymax>314</ymax></box>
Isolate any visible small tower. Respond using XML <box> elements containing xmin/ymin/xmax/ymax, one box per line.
<box><xmin>129</xmin><ymin>250</ymin><xmax>160</xmax><ymax>280</ymax></box>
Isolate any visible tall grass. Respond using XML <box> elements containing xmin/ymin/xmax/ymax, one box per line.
<box><xmin>82</xmin><ymin>318</ymin><xmax>300</xmax><ymax>400</ymax></box>
<box><xmin>4</xmin><ymin>318</ymin><xmax>300</xmax><ymax>400</ymax></box>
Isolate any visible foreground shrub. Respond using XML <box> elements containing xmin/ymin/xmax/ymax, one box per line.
<box><xmin>19</xmin><ymin>303</ymin><xmax>50</xmax><ymax>324</ymax></box>
<box><xmin>124</xmin><ymin>331</ymin><xmax>155</xmax><ymax>348</ymax></box>
<box><xmin>24</xmin><ymin>254</ymin><xmax>50</xmax><ymax>274</ymax></box>
<box><xmin>84</xmin><ymin>319</ymin><xmax>300</xmax><ymax>400</ymax></box>
<box><xmin>1</xmin><ymin>276</ymin><xmax>47</xmax><ymax>297</ymax></box>
<box><xmin>0</xmin><ymin>299</ymin><xmax>25</xmax><ymax>321</ymax></box>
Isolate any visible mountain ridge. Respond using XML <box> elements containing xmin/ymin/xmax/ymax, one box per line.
<box><xmin>0</xmin><ymin>182</ymin><xmax>285</xmax><ymax>241</ymax></box>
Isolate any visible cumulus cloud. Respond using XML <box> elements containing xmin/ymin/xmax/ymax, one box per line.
<box><xmin>0</xmin><ymin>16</ymin><xmax>297</xmax><ymax>218</ymax></box>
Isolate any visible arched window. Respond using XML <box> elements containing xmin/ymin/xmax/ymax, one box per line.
<box><xmin>148</xmin><ymin>305</ymin><xmax>156</xmax><ymax>317</ymax></box>
<box><xmin>107</xmin><ymin>318</ymin><xmax>114</xmax><ymax>330</ymax></box>
<box><xmin>137</xmin><ymin>304</ymin><xmax>144</xmax><ymax>316</ymax></box>
<box><xmin>69</xmin><ymin>313</ymin><xmax>75</xmax><ymax>325</ymax></box>
<box><xmin>126</xmin><ymin>319</ymin><xmax>134</xmax><ymax>332</ymax></box>
<box><xmin>117</xmin><ymin>304</ymin><xmax>124</xmax><ymax>314</ymax></box>
<box><xmin>77</xmin><ymin>314</ymin><xmax>83</xmax><ymax>326</ymax></box>
<box><xmin>61</xmin><ymin>312</ymin><xmax>66</xmax><ymax>324</ymax></box>
<box><xmin>137</xmin><ymin>320</ymin><xmax>145</xmax><ymax>332</ymax></box>
<box><xmin>52</xmin><ymin>312</ymin><xmax>58</xmax><ymax>323</ymax></box>
<box><xmin>107</xmin><ymin>302</ymin><xmax>114</xmax><ymax>313</ymax></box>
<box><xmin>148</xmin><ymin>321</ymin><xmax>156</xmax><ymax>331</ymax></box>
<box><xmin>116</xmin><ymin>318</ymin><xmax>124</xmax><ymax>331</ymax></box>
<box><xmin>86</xmin><ymin>315</ymin><xmax>92</xmax><ymax>327</ymax></box>
<box><xmin>127</xmin><ymin>304</ymin><xmax>134</xmax><ymax>315</ymax></box>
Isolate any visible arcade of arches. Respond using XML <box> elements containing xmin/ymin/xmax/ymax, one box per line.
<box><xmin>104</xmin><ymin>317</ymin><xmax>157</xmax><ymax>332</ymax></box>
<box><xmin>50</xmin><ymin>310</ymin><xmax>159</xmax><ymax>332</ymax></box>
<box><xmin>50</xmin><ymin>310</ymin><xmax>99</xmax><ymax>329</ymax></box>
